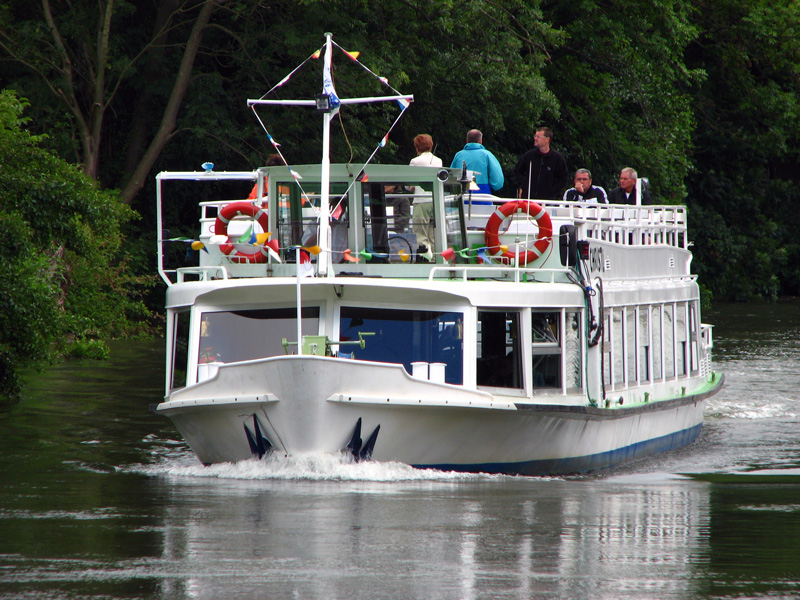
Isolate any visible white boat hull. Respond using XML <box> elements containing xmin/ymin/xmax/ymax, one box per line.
<box><xmin>157</xmin><ymin>356</ymin><xmax>722</xmax><ymax>475</ymax></box>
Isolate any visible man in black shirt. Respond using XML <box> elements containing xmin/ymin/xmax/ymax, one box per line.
<box><xmin>562</xmin><ymin>169</ymin><xmax>608</xmax><ymax>203</ymax></box>
<box><xmin>514</xmin><ymin>127</ymin><xmax>568</xmax><ymax>200</ymax></box>
<box><xmin>608</xmin><ymin>167</ymin><xmax>653</xmax><ymax>205</ymax></box>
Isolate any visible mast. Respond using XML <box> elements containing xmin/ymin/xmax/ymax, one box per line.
<box><xmin>318</xmin><ymin>32</ymin><xmax>336</xmax><ymax>277</ymax></box>
<box><xmin>247</xmin><ymin>34</ymin><xmax>414</xmax><ymax>278</ymax></box>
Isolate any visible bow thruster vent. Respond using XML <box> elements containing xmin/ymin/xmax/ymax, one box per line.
<box><xmin>244</xmin><ymin>414</ymin><xmax>273</xmax><ymax>459</ymax></box>
<box><xmin>345</xmin><ymin>417</ymin><xmax>381</xmax><ymax>461</ymax></box>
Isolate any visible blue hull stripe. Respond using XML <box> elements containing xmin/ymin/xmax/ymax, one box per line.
<box><xmin>413</xmin><ymin>424</ymin><xmax>703</xmax><ymax>476</ymax></box>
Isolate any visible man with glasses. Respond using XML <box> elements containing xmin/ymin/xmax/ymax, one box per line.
<box><xmin>562</xmin><ymin>168</ymin><xmax>608</xmax><ymax>203</ymax></box>
<box><xmin>514</xmin><ymin>126</ymin><xmax>568</xmax><ymax>200</ymax></box>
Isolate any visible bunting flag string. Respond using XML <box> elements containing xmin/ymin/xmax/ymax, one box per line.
<box><xmin>248</xmin><ymin>36</ymin><xmax>414</xmax><ymax>238</ymax></box>
<box><xmin>171</xmin><ymin>234</ymin><xmax>529</xmax><ymax>265</ymax></box>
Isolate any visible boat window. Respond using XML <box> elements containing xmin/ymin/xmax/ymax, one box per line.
<box><xmin>651</xmin><ymin>305</ymin><xmax>663</xmax><ymax>380</ymax></box>
<box><xmin>565</xmin><ymin>311</ymin><xmax>582</xmax><ymax>389</ymax></box>
<box><xmin>339</xmin><ymin>307</ymin><xmax>463</xmax><ymax>384</ymax></box>
<box><xmin>443</xmin><ymin>189</ymin><xmax>468</xmax><ymax>260</ymax></box>
<box><xmin>676</xmin><ymin>303</ymin><xmax>687</xmax><ymax>376</ymax></box>
<box><xmin>197</xmin><ymin>307</ymin><xmax>320</xmax><ymax>375</ymax></box>
<box><xmin>689</xmin><ymin>302</ymin><xmax>700</xmax><ymax>375</ymax></box>
<box><xmin>361</xmin><ymin>182</ymin><xmax>418</xmax><ymax>263</ymax></box>
<box><xmin>606</xmin><ymin>308</ymin><xmax>624</xmax><ymax>387</ymax></box>
<box><xmin>625</xmin><ymin>308</ymin><xmax>635</xmax><ymax>385</ymax></box>
<box><xmin>639</xmin><ymin>306</ymin><xmax>651</xmax><ymax>382</ymax></box>
<box><xmin>531</xmin><ymin>311</ymin><xmax>561</xmax><ymax>389</ymax></box>
<box><xmin>274</xmin><ymin>180</ymin><xmax>349</xmax><ymax>263</ymax></box>
<box><xmin>169</xmin><ymin>310</ymin><xmax>190</xmax><ymax>392</ymax></box>
<box><xmin>663</xmin><ymin>304</ymin><xmax>675</xmax><ymax>378</ymax></box>
<box><xmin>477</xmin><ymin>311</ymin><xmax>522</xmax><ymax>389</ymax></box>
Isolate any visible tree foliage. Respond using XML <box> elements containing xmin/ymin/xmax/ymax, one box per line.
<box><xmin>0</xmin><ymin>0</ymin><xmax>798</xmax><ymax>325</ymax></box>
<box><xmin>0</xmin><ymin>90</ymin><xmax>154</xmax><ymax>399</ymax></box>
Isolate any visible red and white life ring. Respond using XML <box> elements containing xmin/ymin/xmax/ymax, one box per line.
<box><xmin>213</xmin><ymin>202</ymin><xmax>270</xmax><ymax>264</ymax></box>
<box><xmin>484</xmin><ymin>200</ymin><xmax>552</xmax><ymax>264</ymax></box>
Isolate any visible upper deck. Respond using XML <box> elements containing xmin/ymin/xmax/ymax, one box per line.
<box><xmin>156</xmin><ymin>164</ymin><xmax>691</xmax><ymax>287</ymax></box>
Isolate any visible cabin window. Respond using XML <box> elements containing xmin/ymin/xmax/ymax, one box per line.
<box><xmin>531</xmin><ymin>311</ymin><xmax>563</xmax><ymax>389</ymax></box>
<box><xmin>197</xmin><ymin>307</ymin><xmax>320</xmax><ymax>374</ymax></box>
<box><xmin>339</xmin><ymin>307</ymin><xmax>463</xmax><ymax>384</ymax></box>
<box><xmin>565</xmin><ymin>311</ymin><xmax>582</xmax><ymax>389</ymax></box>
<box><xmin>477</xmin><ymin>311</ymin><xmax>522</xmax><ymax>389</ymax></box>
<box><xmin>651</xmin><ymin>305</ymin><xmax>663</xmax><ymax>380</ymax></box>
<box><xmin>638</xmin><ymin>306</ymin><xmax>651</xmax><ymax>382</ymax></box>
<box><xmin>275</xmin><ymin>180</ymin><xmax>349</xmax><ymax>263</ymax></box>
<box><xmin>361</xmin><ymin>183</ymin><xmax>417</xmax><ymax>263</ymax></box>
<box><xmin>169</xmin><ymin>310</ymin><xmax>190</xmax><ymax>392</ymax></box>
<box><xmin>689</xmin><ymin>301</ymin><xmax>700</xmax><ymax>374</ymax></box>
<box><xmin>606</xmin><ymin>309</ymin><xmax>624</xmax><ymax>387</ymax></box>
<box><xmin>663</xmin><ymin>304</ymin><xmax>675</xmax><ymax>378</ymax></box>
<box><xmin>625</xmin><ymin>308</ymin><xmax>635</xmax><ymax>385</ymax></box>
<box><xmin>676</xmin><ymin>303</ymin><xmax>687</xmax><ymax>376</ymax></box>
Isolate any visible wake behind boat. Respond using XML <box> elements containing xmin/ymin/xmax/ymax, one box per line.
<box><xmin>154</xmin><ymin>33</ymin><xmax>722</xmax><ymax>475</ymax></box>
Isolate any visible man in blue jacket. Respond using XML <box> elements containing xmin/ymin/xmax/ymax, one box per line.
<box><xmin>450</xmin><ymin>129</ymin><xmax>504</xmax><ymax>194</ymax></box>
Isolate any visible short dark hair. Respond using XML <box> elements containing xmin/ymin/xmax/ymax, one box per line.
<box><xmin>536</xmin><ymin>126</ymin><xmax>553</xmax><ymax>140</ymax></box>
<box><xmin>466</xmin><ymin>129</ymin><xmax>483</xmax><ymax>143</ymax></box>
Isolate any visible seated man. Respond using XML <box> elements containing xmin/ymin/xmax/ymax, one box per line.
<box><xmin>562</xmin><ymin>168</ymin><xmax>608</xmax><ymax>203</ymax></box>
<box><xmin>608</xmin><ymin>167</ymin><xmax>652</xmax><ymax>205</ymax></box>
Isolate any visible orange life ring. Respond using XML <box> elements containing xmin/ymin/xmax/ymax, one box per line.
<box><xmin>484</xmin><ymin>200</ymin><xmax>552</xmax><ymax>264</ymax></box>
<box><xmin>213</xmin><ymin>202</ymin><xmax>270</xmax><ymax>264</ymax></box>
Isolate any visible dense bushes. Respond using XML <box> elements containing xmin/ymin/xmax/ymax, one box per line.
<box><xmin>0</xmin><ymin>91</ymin><xmax>156</xmax><ymax>399</ymax></box>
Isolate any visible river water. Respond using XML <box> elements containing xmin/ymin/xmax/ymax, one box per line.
<box><xmin>1</xmin><ymin>300</ymin><xmax>799</xmax><ymax>600</ymax></box>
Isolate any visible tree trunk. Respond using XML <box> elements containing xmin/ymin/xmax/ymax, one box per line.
<box><xmin>119</xmin><ymin>0</ymin><xmax>225</xmax><ymax>205</ymax></box>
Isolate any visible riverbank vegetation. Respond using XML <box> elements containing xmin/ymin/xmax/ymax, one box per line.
<box><xmin>0</xmin><ymin>91</ymin><xmax>155</xmax><ymax>399</ymax></box>
<box><xmin>1</xmin><ymin>0</ymin><xmax>798</xmax><ymax>396</ymax></box>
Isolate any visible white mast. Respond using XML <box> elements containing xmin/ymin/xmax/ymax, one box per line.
<box><xmin>318</xmin><ymin>32</ymin><xmax>336</xmax><ymax>277</ymax></box>
<box><xmin>247</xmin><ymin>33</ymin><xmax>414</xmax><ymax>278</ymax></box>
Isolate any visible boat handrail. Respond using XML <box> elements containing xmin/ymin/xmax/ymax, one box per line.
<box><xmin>176</xmin><ymin>266</ymin><xmax>229</xmax><ymax>283</ymax></box>
<box><xmin>427</xmin><ymin>265</ymin><xmax>571</xmax><ymax>283</ymax></box>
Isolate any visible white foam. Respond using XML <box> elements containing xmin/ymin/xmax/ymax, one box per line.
<box><xmin>128</xmin><ymin>449</ymin><xmax>508</xmax><ymax>483</ymax></box>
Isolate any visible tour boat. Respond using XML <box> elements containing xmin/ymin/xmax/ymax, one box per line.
<box><xmin>153</xmin><ymin>34</ymin><xmax>723</xmax><ymax>475</ymax></box>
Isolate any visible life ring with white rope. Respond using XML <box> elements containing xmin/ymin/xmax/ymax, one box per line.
<box><xmin>213</xmin><ymin>202</ymin><xmax>270</xmax><ymax>264</ymax></box>
<box><xmin>484</xmin><ymin>200</ymin><xmax>552</xmax><ymax>264</ymax></box>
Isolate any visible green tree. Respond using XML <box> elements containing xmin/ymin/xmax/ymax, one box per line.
<box><xmin>543</xmin><ymin>0</ymin><xmax>701</xmax><ymax>201</ymax></box>
<box><xmin>685</xmin><ymin>0</ymin><xmax>800</xmax><ymax>300</ymax></box>
<box><xmin>0</xmin><ymin>90</ymin><xmax>154</xmax><ymax>400</ymax></box>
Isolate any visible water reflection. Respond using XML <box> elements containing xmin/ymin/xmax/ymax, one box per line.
<box><xmin>131</xmin><ymin>465</ymin><xmax>712</xmax><ymax>600</ymax></box>
<box><xmin>1</xmin><ymin>300</ymin><xmax>800</xmax><ymax>599</ymax></box>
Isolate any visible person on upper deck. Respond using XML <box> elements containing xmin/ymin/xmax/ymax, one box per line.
<box><xmin>450</xmin><ymin>129</ymin><xmax>504</xmax><ymax>194</ymax></box>
<box><xmin>562</xmin><ymin>168</ymin><xmax>608</xmax><ymax>203</ymax></box>
<box><xmin>409</xmin><ymin>134</ymin><xmax>443</xmax><ymax>254</ymax></box>
<box><xmin>410</xmin><ymin>134</ymin><xmax>442</xmax><ymax>169</ymax></box>
<box><xmin>514</xmin><ymin>127</ymin><xmax>568</xmax><ymax>200</ymax></box>
<box><xmin>608</xmin><ymin>167</ymin><xmax>652</xmax><ymax>205</ymax></box>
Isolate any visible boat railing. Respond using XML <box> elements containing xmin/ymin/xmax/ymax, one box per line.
<box><xmin>466</xmin><ymin>197</ymin><xmax>689</xmax><ymax>250</ymax></box>
<box><xmin>176</xmin><ymin>266</ymin><xmax>229</xmax><ymax>283</ymax></box>
<box><xmin>427</xmin><ymin>265</ymin><xmax>571</xmax><ymax>283</ymax></box>
<box><xmin>539</xmin><ymin>201</ymin><xmax>688</xmax><ymax>249</ymax></box>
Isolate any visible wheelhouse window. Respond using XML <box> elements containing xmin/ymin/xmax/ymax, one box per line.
<box><xmin>339</xmin><ymin>307</ymin><xmax>463</xmax><ymax>384</ymax></box>
<box><xmin>169</xmin><ymin>310</ymin><xmax>190</xmax><ymax>392</ymax></box>
<box><xmin>477</xmin><ymin>311</ymin><xmax>522</xmax><ymax>389</ymax></box>
<box><xmin>361</xmin><ymin>182</ymin><xmax>414</xmax><ymax>263</ymax></box>
<box><xmin>198</xmin><ymin>307</ymin><xmax>320</xmax><ymax>373</ymax></box>
<box><xmin>274</xmin><ymin>180</ymin><xmax>349</xmax><ymax>263</ymax></box>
